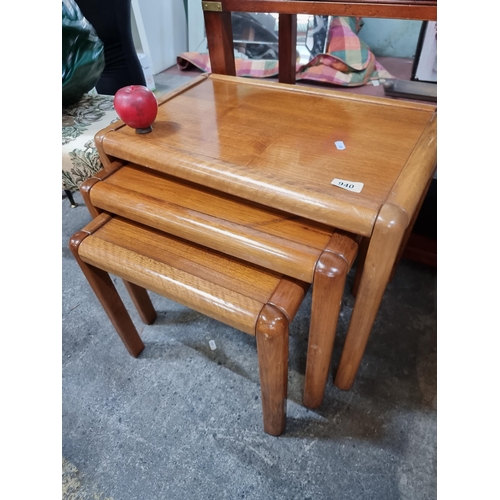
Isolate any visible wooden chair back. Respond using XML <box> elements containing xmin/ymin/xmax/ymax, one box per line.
<box><xmin>202</xmin><ymin>0</ymin><xmax>437</xmax><ymax>84</ymax></box>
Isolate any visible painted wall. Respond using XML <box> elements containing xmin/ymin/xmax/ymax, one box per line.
<box><xmin>357</xmin><ymin>19</ymin><xmax>423</xmax><ymax>58</ymax></box>
<box><xmin>131</xmin><ymin>0</ymin><xmax>187</xmax><ymax>75</ymax></box>
<box><xmin>187</xmin><ymin>0</ymin><xmax>206</xmax><ymax>52</ymax></box>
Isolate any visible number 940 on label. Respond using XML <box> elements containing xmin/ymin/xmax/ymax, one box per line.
<box><xmin>331</xmin><ymin>178</ymin><xmax>364</xmax><ymax>193</ymax></box>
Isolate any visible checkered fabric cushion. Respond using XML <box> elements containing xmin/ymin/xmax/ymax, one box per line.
<box><xmin>177</xmin><ymin>17</ymin><xmax>392</xmax><ymax>87</ymax></box>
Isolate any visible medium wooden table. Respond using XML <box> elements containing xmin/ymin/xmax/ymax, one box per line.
<box><xmin>95</xmin><ymin>73</ymin><xmax>437</xmax><ymax>390</ymax></box>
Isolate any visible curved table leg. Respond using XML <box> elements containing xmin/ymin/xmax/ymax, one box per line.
<box><xmin>334</xmin><ymin>203</ymin><xmax>408</xmax><ymax>390</ymax></box>
<box><xmin>69</xmin><ymin>218</ymin><xmax>145</xmax><ymax>358</ymax></box>
<box><xmin>303</xmin><ymin>251</ymin><xmax>348</xmax><ymax>408</ymax></box>
<box><xmin>123</xmin><ymin>281</ymin><xmax>157</xmax><ymax>325</ymax></box>
<box><xmin>302</xmin><ymin>227</ymin><xmax>359</xmax><ymax>408</ymax></box>
<box><xmin>256</xmin><ymin>304</ymin><xmax>289</xmax><ymax>437</ymax></box>
<box><xmin>351</xmin><ymin>237</ymin><xmax>369</xmax><ymax>298</ymax></box>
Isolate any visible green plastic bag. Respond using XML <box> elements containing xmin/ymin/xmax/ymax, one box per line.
<box><xmin>62</xmin><ymin>0</ymin><xmax>105</xmax><ymax>106</ymax></box>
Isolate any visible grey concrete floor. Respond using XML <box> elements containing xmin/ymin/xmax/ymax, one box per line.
<box><xmin>62</xmin><ymin>188</ymin><xmax>437</xmax><ymax>500</ymax></box>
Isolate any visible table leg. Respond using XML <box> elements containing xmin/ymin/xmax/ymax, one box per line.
<box><xmin>353</xmin><ymin>173</ymin><xmax>435</xmax><ymax>293</ymax></box>
<box><xmin>69</xmin><ymin>229</ymin><xmax>145</xmax><ymax>358</ymax></box>
<box><xmin>389</xmin><ymin>174</ymin><xmax>434</xmax><ymax>281</ymax></box>
<box><xmin>256</xmin><ymin>304</ymin><xmax>289</xmax><ymax>437</ymax></box>
<box><xmin>303</xmin><ymin>251</ymin><xmax>348</xmax><ymax>408</ymax></box>
<box><xmin>278</xmin><ymin>14</ymin><xmax>297</xmax><ymax>84</ymax></box>
<box><xmin>302</xmin><ymin>228</ymin><xmax>358</xmax><ymax>408</ymax></box>
<box><xmin>334</xmin><ymin>203</ymin><xmax>408</xmax><ymax>390</ymax></box>
<box><xmin>123</xmin><ymin>281</ymin><xmax>157</xmax><ymax>325</ymax></box>
<box><xmin>351</xmin><ymin>237</ymin><xmax>369</xmax><ymax>298</ymax></box>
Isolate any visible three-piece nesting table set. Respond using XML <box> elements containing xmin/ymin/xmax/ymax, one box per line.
<box><xmin>70</xmin><ymin>74</ymin><xmax>437</xmax><ymax>435</ymax></box>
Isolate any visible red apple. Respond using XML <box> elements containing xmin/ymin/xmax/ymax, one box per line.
<box><xmin>113</xmin><ymin>85</ymin><xmax>158</xmax><ymax>134</ymax></box>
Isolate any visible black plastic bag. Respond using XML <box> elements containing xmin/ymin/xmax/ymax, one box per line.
<box><xmin>62</xmin><ymin>0</ymin><xmax>105</xmax><ymax>106</ymax></box>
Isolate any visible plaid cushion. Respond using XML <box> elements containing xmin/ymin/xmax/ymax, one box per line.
<box><xmin>177</xmin><ymin>17</ymin><xmax>392</xmax><ymax>87</ymax></box>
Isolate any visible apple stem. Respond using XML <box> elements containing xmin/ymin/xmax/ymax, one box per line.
<box><xmin>135</xmin><ymin>125</ymin><xmax>153</xmax><ymax>134</ymax></box>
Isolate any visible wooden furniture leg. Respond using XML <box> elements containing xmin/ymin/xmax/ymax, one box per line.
<box><xmin>278</xmin><ymin>13</ymin><xmax>297</xmax><ymax>84</ymax></box>
<box><xmin>351</xmin><ymin>237</ymin><xmax>370</xmax><ymax>298</ymax></box>
<box><xmin>204</xmin><ymin>10</ymin><xmax>236</xmax><ymax>76</ymax></box>
<box><xmin>353</xmin><ymin>173</ymin><xmax>435</xmax><ymax>293</ymax></box>
<box><xmin>303</xmin><ymin>233</ymin><xmax>358</xmax><ymax>408</ymax></box>
<box><xmin>122</xmin><ymin>281</ymin><xmax>157</xmax><ymax>325</ymax></box>
<box><xmin>69</xmin><ymin>216</ymin><xmax>145</xmax><ymax>358</ymax></box>
<box><xmin>334</xmin><ymin>203</ymin><xmax>408</xmax><ymax>390</ymax></box>
<box><xmin>256</xmin><ymin>304</ymin><xmax>289</xmax><ymax>436</ymax></box>
<box><xmin>388</xmin><ymin>173</ymin><xmax>435</xmax><ymax>281</ymax></box>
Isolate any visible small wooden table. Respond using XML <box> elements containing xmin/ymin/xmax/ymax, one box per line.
<box><xmin>95</xmin><ymin>74</ymin><xmax>437</xmax><ymax>389</ymax></box>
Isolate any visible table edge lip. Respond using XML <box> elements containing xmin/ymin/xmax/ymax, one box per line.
<box><xmin>96</xmin><ymin>74</ymin><xmax>437</xmax><ymax>236</ymax></box>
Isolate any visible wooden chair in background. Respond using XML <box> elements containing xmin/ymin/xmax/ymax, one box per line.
<box><xmin>203</xmin><ymin>0</ymin><xmax>437</xmax><ymax>84</ymax></box>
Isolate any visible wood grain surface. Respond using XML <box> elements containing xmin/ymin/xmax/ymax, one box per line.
<box><xmin>88</xmin><ymin>163</ymin><xmax>344</xmax><ymax>282</ymax></box>
<box><xmin>100</xmin><ymin>75</ymin><xmax>436</xmax><ymax>235</ymax></box>
<box><xmin>77</xmin><ymin>216</ymin><xmax>308</xmax><ymax>336</ymax></box>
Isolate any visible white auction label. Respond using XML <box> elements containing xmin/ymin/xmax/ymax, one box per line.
<box><xmin>331</xmin><ymin>178</ymin><xmax>364</xmax><ymax>193</ymax></box>
<box><xmin>334</xmin><ymin>141</ymin><xmax>346</xmax><ymax>150</ymax></box>
<box><xmin>209</xmin><ymin>340</ymin><xmax>217</xmax><ymax>350</ymax></box>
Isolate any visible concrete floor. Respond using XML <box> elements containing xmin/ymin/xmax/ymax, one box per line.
<box><xmin>62</xmin><ymin>191</ymin><xmax>437</xmax><ymax>500</ymax></box>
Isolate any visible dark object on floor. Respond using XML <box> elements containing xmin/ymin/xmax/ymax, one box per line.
<box><xmin>402</xmin><ymin>178</ymin><xmax>437</xmax><ymax>267</ymax></box>
<box><xmin>64</xmin><ymin>190</ymin><xmax>78</xmax><ymax>208</ymax></box>
<box><xmin>74</xmin><ymin>0</ymin><xmax>146</xmax><ymax>95</ymax></box>
<box><xmin>383</xmin><ymin>79</ymin><xmax>437</xmax><ymax>102</ymax></box>
<box><xmin>412</xmin><ymin>179</ymin><xmax>437</xmax><ymax>241</ymax></box>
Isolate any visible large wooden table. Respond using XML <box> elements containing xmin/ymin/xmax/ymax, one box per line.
<box><xmin>95</xmin><ymin>73</ymin><xmax>437</xmax><ymax>389</ymax></box>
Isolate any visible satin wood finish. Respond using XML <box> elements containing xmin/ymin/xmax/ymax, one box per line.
<box><xmin>93</xmin><ymin>74</ymin><xmax>437</xmax><ymax>390</ymax></box>
<box><xmin>303</xmin><ymin>232</ymin><xmax>358</xmax><ymax>408</ymax></box>
<box><xmin>334</xmin><ymin>203</ymin><xmax>408</xmax><ymax>389</ymax></box>
<box><xmin>81</xmin><ymin>162</ymin><xmax>359</xmax><ymax>408</ymax></box>
<box><xmin>79</xmin><ymin>160</ymin><xmax>158</xmax><ymax>324</ymax></box>
<box><xmin>256</xmin><ymin>304</ymin><xmax>289</xmax><ymax>435</ymax></box>
<box><xmin>99</xmin><ymin>75</ymin><xmax>436</xmax><ymax>236</ymax></box>
<box><xmin>69</xmin><ymin>214</ymin><xmax>145</xmax><ymax>358</ymax></box>
<box><xmin>70</xmin><ymin>1</ymin><xmax>437</xmax><ymax>442</ymax></box>
<box><xmin>336</xmin><ymin>116</ymin><xmax>437</xmax><ymax>389</ymax></box>
<box><xmin>71</xmin><ymin>214</ymin><xmax>309</xmax><ymax>435</ymax></box>
<box><xmin>82</xmin><ymin>163</ymin><xmax>353</xmax><ymax>283</ymax></box>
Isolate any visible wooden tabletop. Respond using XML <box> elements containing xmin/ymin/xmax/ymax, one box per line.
<box><xmin>98</xmin><ymin>74</ymin><xmax>437</xmax><ymax>237</ymax></box>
